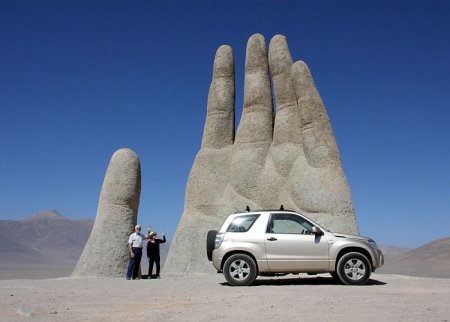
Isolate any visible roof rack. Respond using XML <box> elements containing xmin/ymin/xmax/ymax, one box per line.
<box><xmin>234</xmin><ymin>205</ymin><xmax>296</xmax><ymax>214</ymax></box>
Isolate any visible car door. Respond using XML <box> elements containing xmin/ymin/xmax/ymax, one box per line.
<box><xmin>265</xmin><ymin>213</ymin><xmax>330</xmax><ymax>272</ymax></box>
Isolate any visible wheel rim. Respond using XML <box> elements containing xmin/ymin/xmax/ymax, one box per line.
<box><xmin>343</xmin><ymin>258</ymin><xmax>366</xmax><ymax>281</ymax></box>
<box><xmin>228</xmin><ymin>259</ymin><xmax>251</xmax><ymax>281</ymax></box>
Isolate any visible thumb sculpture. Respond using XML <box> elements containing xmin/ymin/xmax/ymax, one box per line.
<box><xmin>164</xmin><ymin>34</ymin><xmax>359</xmax><ymax>275</ymax></box>
<box><xmin>72</xmin><ymin>148</ymin><xmax>141</xmax><ymax>277</ymax></box>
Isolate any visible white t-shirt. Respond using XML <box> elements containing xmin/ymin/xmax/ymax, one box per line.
<box><xmin>128</xmin><ymin>232</ymin><xmax>147</xmax><ymax>248</ymax></box>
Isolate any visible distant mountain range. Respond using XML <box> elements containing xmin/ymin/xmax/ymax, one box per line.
<box><xmin>0</xmin><ymin>210</ymin><xmax>93</xmax><ymax>266</ymax></box>
<box><xmin>378</xmin><ymin>244</ymin><xmax>412</xmax><ymax>258</ymax></box>
<box><xmin>0</xmin><ymin>211</ymin><xmax>448</xmax><ymax>279</ymax></box>
<box><xmin>378</xmin><ymin>237</ymin><xmax>450</xmax><ymax>278</ymax></box>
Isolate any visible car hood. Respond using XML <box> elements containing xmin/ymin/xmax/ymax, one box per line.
<box><xmin>331</xmin><ymin>232</ymin><xmax>373</xmax><ymax>242</ymax></box>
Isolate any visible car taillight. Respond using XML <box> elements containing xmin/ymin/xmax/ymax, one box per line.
<box><xmin>215</xmin><ymin>233</ymin><xmax>224</xmax><ymax>248</ymax></box>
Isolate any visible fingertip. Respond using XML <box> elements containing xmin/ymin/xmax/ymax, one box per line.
<box><xmin>292</xmin><ymin>60</ymin><xmax>310</xmax><ymax>76</ymax></box>
<box><xmin>213</xmin><ymin>45</ymin><xmax>234</xmax><ymax>79</ymax></box>
<box><xmin>291</xmin><ymin>60</ymin><xmax>316</xmax><ymax>98</ymax></box>
<box><xmin>109</xmin><ymin>148</ymin><xmax>141</xmax><ymax>176</ymax></box>
<box><xmin>248</xmin><ymin>33</ymin><xmax>265</xmax><ymax>43</ymax></box>
<box><xmin>245</xmin><ymin>33</ymin><xmax>268</xmax><ymax>71</ymax></box>
<box><xmin>269</xmin><ymin>34</ymin><xmax>287</xmax><ymax>51</ymax></box>
<box><xmin>272</xmin><ymin>34</ymin><xmax>285</xmax><ymax>38</ymax></box>
<box><xmin>269</xmin><ymin>34</ymin><xmax>293</xmax><ymax>76</ymax></box>
<box><xmin>111</xmin><ymin>148</ymin><xmax>139</xmax><ymax>163</ymax></box>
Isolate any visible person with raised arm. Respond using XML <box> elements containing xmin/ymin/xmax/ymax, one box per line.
<box><xmin>146</xmin><ymin>230</ymin><xmax>166</xmax><ymax>279</ymax></box>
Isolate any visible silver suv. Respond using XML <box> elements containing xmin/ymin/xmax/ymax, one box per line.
<box><xmin>207</xmin><ymin>208</ymin><xmax>384</xmax><ymax>286</ymax></box>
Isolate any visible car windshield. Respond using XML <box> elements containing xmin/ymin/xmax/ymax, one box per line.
<box><xmin>227</xmin><ymin>214</ymin><xmax>260</xmax><ymax>232</ymax></box>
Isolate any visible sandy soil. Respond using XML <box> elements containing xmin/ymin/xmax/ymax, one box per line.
<box><xmin>0</xmin><ymin>264</ymin><xmax>74</xmax><ymax>280</ymax></box>
<box><xmin>1</xmin><ymin>273</ymin><xmax>450</xmax><ymax>322</ymax></box>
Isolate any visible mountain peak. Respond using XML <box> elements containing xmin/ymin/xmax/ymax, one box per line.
<box><xmin>21</xmin><ymin>210</ymin><xmax>69</xmax><ymax>222</ymax></box>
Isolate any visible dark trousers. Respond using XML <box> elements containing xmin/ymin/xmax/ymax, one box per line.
<box><xmin>148</xmin><ymin>256</ymin><xmax>161</xmax><ymax>277</ymax></box>
<box><xmin>127</xmin><ymin>247</ymin><xmax>142</xmax><ymax>279</ymax></box>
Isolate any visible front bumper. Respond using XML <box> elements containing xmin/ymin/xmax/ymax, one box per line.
<box><xmin>374</xmin><ymin>249</ymin><xmax>384</xmax><ymax>270</ymax></box>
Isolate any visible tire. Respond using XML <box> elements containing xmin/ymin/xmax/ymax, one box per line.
<box><xmin>206</xmin><ymin>230</ymin><xmax>217</xmax><ymax>261</ymax></box>
<box><xmin>223</xmin><ymin>254</ymin><xmax>257</xmax><ymax>286</ymax></box>
<box><xmin>336</xmin><ymin>252</ymin><xmax>372</xmax><ymax>285</ymax></box>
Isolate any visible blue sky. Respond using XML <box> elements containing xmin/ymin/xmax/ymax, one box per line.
<box><xmin>1</xmin><ymin>0</ymin><xmax>449</xmax><ymax>248</ymax></box>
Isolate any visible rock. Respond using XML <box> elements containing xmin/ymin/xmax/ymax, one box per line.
<box><xmin>164</xmin><ymin>34</ymin><xmax>358</xmax><ymax>275</ymax></box>
<box><xmin>72</xmin><ymin>148</ymin><xmax>141</xmax><ymax>277</ymax></box>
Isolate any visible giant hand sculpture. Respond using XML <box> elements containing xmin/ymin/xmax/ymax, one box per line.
<box><xmin>72</xmin><ymin>148</ymin><xmax>141</xmax><ymax>277</ymax></box>
<box><xmin>164</xmin><ymin>34</ymin><xmax>358</xmax><ymax>275</ymax></box>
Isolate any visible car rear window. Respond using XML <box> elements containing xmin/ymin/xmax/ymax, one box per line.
<box><xmin>226</xmin><ymin>214</ymin><xmax>260</xmax><ymax>232</ymax></box>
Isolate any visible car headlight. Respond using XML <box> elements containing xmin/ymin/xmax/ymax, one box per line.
<box><xmin>215</xmin><ymin>233</ymin><xmax>224</xmax><ymax>248</ymax></box>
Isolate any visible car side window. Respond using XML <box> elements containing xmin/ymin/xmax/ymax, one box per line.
<box><xmin>227</xmin><ymin>214</ymin><xmax>260</xmax><ymax>232</ymax></box>
<box><xmin>268</xmin><ymin>213</ymin><xmax>314</xmax><ymax>235</ymax></box>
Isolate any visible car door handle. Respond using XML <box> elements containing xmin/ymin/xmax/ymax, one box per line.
<box><xmin>267</xmin><ymin>237</ymin><xmax>277</xmax><ymax>241</ymax></box>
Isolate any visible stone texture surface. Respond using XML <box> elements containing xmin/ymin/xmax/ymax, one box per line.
<box><xmin>72</xmin><ymin>148</ymin><xmax>141</xmax><ymax>277</ymax></box>
<box><xmin>164</xmin><ymin>34</ymin><xmax>359</xmax><ymax>275</ymax></box>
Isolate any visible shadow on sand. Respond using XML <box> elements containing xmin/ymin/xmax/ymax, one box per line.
<box><xmin>220</xmin><ymin>275</ymin><xmax>386</xmax><ymax>287</ymax></box>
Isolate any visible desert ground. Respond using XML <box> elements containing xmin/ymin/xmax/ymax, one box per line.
<box><xmin>1</xmin><ymin>273</ymin><xmax>450</xmax><ymax>322</ymax></box>
<box><xmin>2</xmin><ymin>214</ymin><xmax>449</xmax><ymax>321</ymax></box>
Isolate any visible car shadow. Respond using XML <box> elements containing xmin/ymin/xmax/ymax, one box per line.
<box><xmin>220</xmin><ymin>275</ymin><xmax>386</xmax><ymax>287</ymax></box>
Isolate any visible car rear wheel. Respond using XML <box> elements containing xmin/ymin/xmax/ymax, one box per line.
<box><xmin>206</xmin><ymin>230</ymin><xmax>217</xmax><ymax>261</ymax></box>
<box><xmin>223</xmin><ymin>254</ymin><xmax>257</xmax><ymax>286</ymax></box>
<box><xmin>336</xmin><ymin>252</ymin><xmax>371</xmax><ymax>285</ymax></box>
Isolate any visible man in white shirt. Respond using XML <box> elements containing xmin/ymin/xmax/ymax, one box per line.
<box><xmin>126</xmin><ymin>224</ymin><xmax>149</xmax><ymax>280</ymax></box>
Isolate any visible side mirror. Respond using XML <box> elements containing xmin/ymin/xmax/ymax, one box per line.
<box><xmin>312</xmin><ymin>226</ymin><xmax>323</xmax><ymax>235</ymax></box>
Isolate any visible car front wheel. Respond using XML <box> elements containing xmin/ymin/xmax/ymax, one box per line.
<box><xmin>223</xmin><ymin>254</ymin><xmax>257</xmax><ymax>286</ymax></box>
<box><xmin>336</xmin><ymin>252</ymin><xmax>372</xmax><ymax>285</ymax></box>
